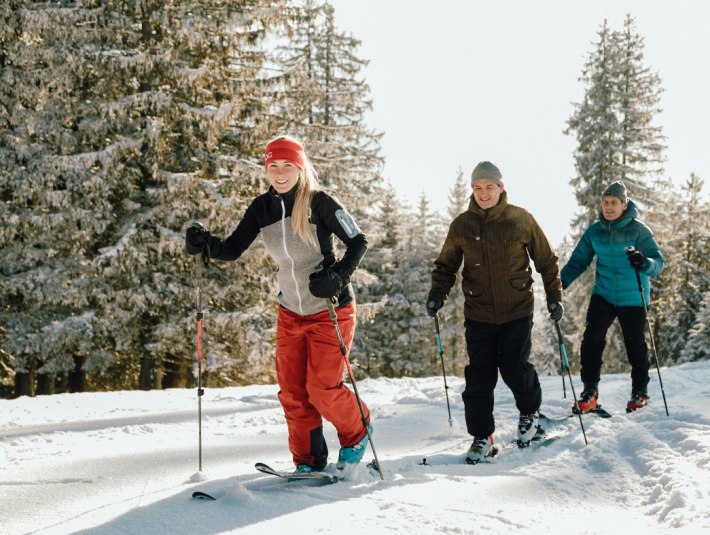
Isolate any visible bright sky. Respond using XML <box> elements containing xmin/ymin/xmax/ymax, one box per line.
<box><xmin>329</xmin><ymin>0</ymin><xmax>710</xmax><ymax>247</ymax></box>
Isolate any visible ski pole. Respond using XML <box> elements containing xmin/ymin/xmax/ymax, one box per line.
<box><xmin>626</xmin><ymin>247</ymin><xmax>669</xmax><ymax>416</ymax></box>
<box><xmin>432</xmin><ymin>314</ymin><xmax>453</xmax><ymax>427</ymax></box>
<box><xmin>325</xmin><ymin>298</ymin><xmax>384</xmax><ymax>480</ymax></box>
<box><xmin>192</xmin><ymin>222</ymin><xmax>210</xmax><ymax>472</ymax></box>
<box><xmin>554</xmin><ymin>321</ymin><xmax>588</xmax><ymax>445</ymax></box>
<box><xmin>560</xmin><ymin>353</ymin><xmax>567</xmax><ymax>399</ymax></box>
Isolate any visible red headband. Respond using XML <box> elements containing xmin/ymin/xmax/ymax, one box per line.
<box><xmin>264</xmin><ymin>138</ymin><xmax>306</xmax><ymax>169</ymax></box>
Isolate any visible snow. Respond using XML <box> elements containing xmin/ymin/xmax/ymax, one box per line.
<box><xmin>2</xmin><ymin>362</ymin><xmax>709</xmax><ymax>535</ymax></box>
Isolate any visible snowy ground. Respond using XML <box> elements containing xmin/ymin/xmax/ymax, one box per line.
<box><xmin>1</xmin><ymin>361</ymin><xmax>709</xmax><ymax>535</ymax></box>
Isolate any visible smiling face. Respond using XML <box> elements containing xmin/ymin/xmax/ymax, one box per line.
<box><xmin>266</xmin><ymin>160</ymin><xmax>301</xmax><ymax>194</ymax></box>
<box><xmin>472</xmin><ymin>179</ymin><xmax>505</xmax><ymax>209</ymax></box>
<box><xmin>601</xmin><ymin>195</ymin><xmax>628</xmax><ymax>221</ymax></box>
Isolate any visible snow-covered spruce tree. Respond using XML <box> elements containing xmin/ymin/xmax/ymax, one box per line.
<box><xmin>0</xmin><ymin>2</ymin><xmax>119</xmax><ymax>395</ymax></box>
<box><xmin>437</xmin><ymin>168</ymin><xmax>470</xmax><ymax>375</ymax></box>
<box><xmin>355</xmin><ymin>190</ymin><xmax>446</xmax><ymax>377</ymax></box>
<box><xmin>680</xmin><ymin>288</ymin><xmax>710</xmax><ymax>363</ymax></box>
<box><xmin>355</xmin><ymin>184</ymin><xmax>414</xmax><ymax>377</ymax></box>
<box><xmin>389</xmin><ymin>193</ymin><xmax>447</xmax><ymax>377</ymax></box>
<box><xmin>654</xmin><ymin>174</ymin><xmax>710</xmax><ymax>363</ymax></box>
<box><xmin>562</xmin><ymin>15</ymin><xmax>667</xmax><ymax>375</ymax></box>
<box><xmin>614</xmin><ymin>14</ymin><xmax>667</xmax><ymax>207</ymax></box>
<box><xmin>266</xmin><ymin>0</ymin><xmax>383</xmax><ymax>216</ymax></box>
<box><xmin>0</xmin><ymin>1</ymin><xmax>284</xmax><ymax>396</ymax></box>
<box><xmin>565</xmin><ymin>19</ymin><xmax>621</xmax><ymax>235</ymax></box>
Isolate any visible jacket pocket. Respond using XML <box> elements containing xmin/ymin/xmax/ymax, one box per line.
<box><xmin>509</xmin><ymin>274</ymin><xmax>534</xmax><ymax>292</ymax></box>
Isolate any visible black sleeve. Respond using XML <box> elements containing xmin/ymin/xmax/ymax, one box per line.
<box><xmin>312</xmin><ymin>191</ymin><xmax>368</xmax><ymax>280</ymax></box>
<box><xmin>208</xmin><ymin>201</ymin><xmax>261</xmax><ymax>261</ymax></box>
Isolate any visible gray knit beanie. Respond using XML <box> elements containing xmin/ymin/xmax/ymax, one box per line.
<box><xmin>471</xmin><ymin>161</ymin><xmax>503</xmax><ymax>186</ymax></box>
<box><xmin>602</xmin><ymin>181</ymin><xmax>628</xmax><ymax>203</ymax></box>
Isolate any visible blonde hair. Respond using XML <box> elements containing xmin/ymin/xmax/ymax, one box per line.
<box><xmin>293</xmin><ymin>159</ymin><xmax>319</xmax><ymax>247</ymax></box>
<box><xmin>269</xmin><ymin>135</ymin><xmax>319</xmax><ymax>246</ymax></box>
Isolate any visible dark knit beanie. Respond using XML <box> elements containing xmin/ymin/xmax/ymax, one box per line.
<box><xmin>602</xmin><ymin>181</ymin><xmax>628</xmax><ymax>203</ymax></box>
<box><xmin>470</xmin><ymin>161</ymin><xmax>503</xmax><ymax>186</ymax></box>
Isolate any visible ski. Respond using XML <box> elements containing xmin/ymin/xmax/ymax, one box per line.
<box><xmin>572</xmin><ymin>404</ymin><xmax>612</xmax><ymax>418</ymax></box>
<box><xmin>255</xmin><ymin>462</ymin><xmax>340</xmax><ymax>483</ymax></box>
<box><xmin>543</xmin><ymin>404</ymin><xmax>612</xmax><ymax>420</ymax></box>
<box><xmin>192</xmin><ymin>490</ymin><xmax>219</xmax><ymax>501</ymax></box>
<box><xmin>419</xmin><ymin>427</ymin><xmax>564</xmax><ymax>467</ymax></box>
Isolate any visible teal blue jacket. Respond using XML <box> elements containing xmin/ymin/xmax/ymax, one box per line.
<box><xmin>561</xmin><ymin>200</ymin><xmax>664</xmax><ymax>306</ymax></box>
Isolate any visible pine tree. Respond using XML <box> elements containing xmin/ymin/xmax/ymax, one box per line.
<box><xmin>565</xmin><ymin>19</ymin><xmax>620</xmax><ymax>234</ymax></box>
<box><xmin>447</xmin><ymin>167</ymin><xmax>469</xmax><ymax>220</ymax></box>
<box><xmin>566</xmin><ymin>15</ymin><xmax>666</xmax><ymax>230</ymax></box>
<box><xmin>355</xmin><ymin>186</ymin><xmax>418</xmax><ymax>377</ymax></box>
<box><xmin>562</xmin><ymin>15</ymin><xmax>667</xmax><ymax>375</ymax></box>
<box><xmin>439</xmin><ymin>168</ymin><xmax>470</xmax><ymax>375</ymax></box>
<box><xmin>0</xmin><ymin>1</ymin><xmax>283</xmax><ymax>396</ymax></box>
<box><xmin>614</xmin><ymin>14</ymin><xmax>667</xmax><ymax>208</ymax></box>
<box><xmin>354</xmin><ymin>190</ymin><xmax>447</xmax><ymax>378</ymax></box>
<box><xmin>268</xmin><ymin>0</ymin><xmax>383</xmax><ymax>215</ymax></box>
<box><xmin>654</xmin><ymin>174</ymin><xmax>710</xmax><ymax>362</ymax></box>
<box><xmin>680</xmin><ymin>289</ymin><xmax>710</xmax><ymax>362</ymax></box>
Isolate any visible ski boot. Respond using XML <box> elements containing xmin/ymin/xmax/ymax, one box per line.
<box><xmin>465</xmin><ymin>434</ymin><xmax>497</xmax><ymax>464</ymax></box>
<box><xmin>573</xmin><ymin>383</ymin><xmax>599</xmax><ymax>414</ymax></box>
<box><xmin>517</xmin><ymin>412</ymin><xmax>543</xmax><ymax>447</ymax></box>
<box><xmin>337</xmin><ymin>424</ymin><xmax>372</xmax><ymax>468</ymax></box>
<box><xmin>626</xmin><ymin>389</ymin><xmax>649</xmax><ymax>413</ymax></box>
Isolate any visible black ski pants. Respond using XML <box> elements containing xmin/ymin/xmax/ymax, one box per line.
<box><xmin>461</xmin><ymin>315</ymin><xmax>541</xmax><ymax>438</ymax></box>
<box><xmin>580</xmin><ymin>294</ymin><xmax>650</xmax><ymax>392</ymax></box>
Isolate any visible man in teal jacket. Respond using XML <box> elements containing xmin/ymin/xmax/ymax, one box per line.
<box><xmin>561</xmin><ymin>181</ymin><xmax>664</xmax><ymax>413</ymax></box>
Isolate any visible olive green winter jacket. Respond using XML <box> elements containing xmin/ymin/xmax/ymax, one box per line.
<box><xmin>429</xmin><ymin>192</ymin><xmax>562</xmax><ymax>325</ymax></box>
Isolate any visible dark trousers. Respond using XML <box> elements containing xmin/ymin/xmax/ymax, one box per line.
<box><xmin>461</xmin><ymin>315</ymin><xmax>541</xmax><ymax>438</ymax></box>
<box><xmin>580</xmin><ymin>294</ymin><xmax>650</xmax><ymax>392</ymax></box>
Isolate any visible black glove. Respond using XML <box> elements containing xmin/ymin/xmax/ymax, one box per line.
<box><xmin>626</xmin><ymin>248</ymin><xmax>645</xmax><ymax>270</ymax></box>
<box><xmin>426</xmin><ymin>297</ymin><xmax>443</xmax><ymax>317</ymax></box>
<box><xmin>309</xmin><ymin>268</ymin><xmax>344</xmax><ymax>299</ymax></box>
<box><xmin>548</xmin><ymin>301</ymin><xmax>564</xmax><ymax>322</ymax></box>
<box><xmin>185</xmin><ymin>222</ymin><xmax>211</xmax><ymax>256</ymax></box>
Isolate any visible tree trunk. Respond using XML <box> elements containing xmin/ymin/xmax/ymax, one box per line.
<box><xmin>14</xmin><ymin>358</ymin><xmax>36</xmax><ymax>397</ymax></box>
<box><xmin>139</xmin><ymin>355</ymin><xmax>154</xmax><ymax>390</ymax></box>
<box><xmin>56</xmin><ymin>373</ymin><xmax>69</xmax><ymax>394</ymax></box>
<box><xmin>163</xmin><ymin>354</ymin><xmax>188</xmax><ymax>388</ymax></box>
<box><xmin>36</xmin><ymin>373</ymin><xmax>56</xmax><ymax>395</ymax></box>
<box><xmin>68</xmin><ymin>356</ymin><xmax>87</xmax><ymax>392</ymax></box>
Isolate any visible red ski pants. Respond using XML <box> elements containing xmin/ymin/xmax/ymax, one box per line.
<box><xmin>275</xmin><ymin>302</ymin><xmax>370</xmax><ymax>468</ymax></box>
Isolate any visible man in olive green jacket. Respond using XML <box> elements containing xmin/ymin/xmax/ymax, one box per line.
<box><xmin>426</xmin><ymin>161</ymin><xmax>563</xmax><ymax>464</ymax></box>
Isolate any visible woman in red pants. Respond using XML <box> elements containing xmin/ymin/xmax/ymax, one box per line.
<box><xmin>186</xmin><ymin>135</ymin><xmax>371</xmax><ymax>473</ymax></box>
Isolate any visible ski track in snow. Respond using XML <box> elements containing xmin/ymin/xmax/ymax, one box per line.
<box><xmin>1</xmin><ymin>363</ymin><xmax>709</xmax><ymax>534</ymax></box>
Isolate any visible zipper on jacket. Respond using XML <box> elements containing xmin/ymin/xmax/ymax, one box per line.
<box><xmin>278</xmin><ymin>195</ymin><xmax>304</xmax><ymax>315</ymax></box>
<box><xmin>608</xmin><ymin>222</ymin><xmax>617</xmax><ymax>305</ymax></box>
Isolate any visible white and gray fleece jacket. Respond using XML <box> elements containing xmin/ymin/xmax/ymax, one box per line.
<box><xmin>208</xmin><ymin>186</ymin><xmax>367</xmax><ymax>316</ymax></box>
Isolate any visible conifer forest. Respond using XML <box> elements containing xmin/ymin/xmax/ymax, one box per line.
<box><xmin>1</xmin><ymin>2</ymin><xmax>708</xmax><ymax>398</ymax></box>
